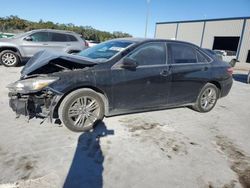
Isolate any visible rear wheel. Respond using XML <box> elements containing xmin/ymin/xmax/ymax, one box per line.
<box><xmin>59</xmin><ymin>89</ymin><xmax>105</xmax><ymax>132</ymax></box>
<box><xmin>0</xmin><ymin>50</ymin><xmax>20</xmax><ymax>67</ymax></box>
<box><xmin>192</xmin><ymin>83</ymin><xmax>219</xmax><ymax>113</ymax></box>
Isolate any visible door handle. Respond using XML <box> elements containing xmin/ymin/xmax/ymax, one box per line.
<box><xmin>66</xmin><ymin>44</ymin><xmax>71</xmax><ymax>46</ymax></box>
<box><xmin>43</xmin><ymin>43</ymin><xmax>49</xmax><ymax>46</ymax></box>
<box><xmin>160</xmin><ymin>69</ymin><xmax>170</xmax><ymax>77</ymax></box>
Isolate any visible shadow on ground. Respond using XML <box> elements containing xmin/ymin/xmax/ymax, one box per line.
<box><xmin>63</xmin><ymin>122</ymin><xmax>114</xmax><ymax>188</ymax></box>
<box><xmin>233</xmin><ymin>74</ymin><xmax>248</xmax><ymax>84</ymax></box>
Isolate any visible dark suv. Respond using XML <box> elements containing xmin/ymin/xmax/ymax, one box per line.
<box><xmin>0</xmin><ymin>29</ymin><xmax>88</xmax><ymax>67</ymax></box>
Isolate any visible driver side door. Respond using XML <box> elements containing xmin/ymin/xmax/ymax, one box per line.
<box><xmin>110</xmin><ymin>42</ymin><xmax>171</xmax><ymax>114</ymax></box>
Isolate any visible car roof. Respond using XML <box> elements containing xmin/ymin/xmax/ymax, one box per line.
<box><xmin>110</xmin><ymin>37</ymin><xmax>200</xmax><ymax>47</ymax></box>
<box><xmin>29</xmin><ymin>29</ymin><xmax>78</xmax><ymax>35</ymax></box>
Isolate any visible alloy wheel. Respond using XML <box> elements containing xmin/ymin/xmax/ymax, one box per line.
<box><xmin>1</xmin><ymin>53</ymin><xmax>17</xmax><ymax>66</ymax></box>
<box><xmin>200</xmin><ymin>87</ymin><xmax>217</xmax><ymax>111</ymax></box>
<box><xmin>67</xmin><ymin>96</ymin><xmax>100</xmax><ymax>128</ymax></box>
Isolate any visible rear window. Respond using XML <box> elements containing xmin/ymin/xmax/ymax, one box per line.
<box><xmin>67</xmin><ymin>34</ymin><xmax>78</xmax><ymax>42</ymax></box>
<box><xmin>170</xmin><ymin>43</ymin><xmax>209</xmax><ymax>64</ymax></box>
<box><xmin>197</xmin><ymin>51</ymin><xmax>209</xmax><ymax>63</ymax></box>
<box><xmin>50</xmin><ymin>32</ymin><xmax>68</xmax><ymax>42</ymax></box>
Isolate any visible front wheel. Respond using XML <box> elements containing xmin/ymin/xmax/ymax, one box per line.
<box><xmin>59</xmin><ymin>89</ymin><xmax>105</xmax><ymax>132</ymax></box>
<box><xmin>0</xmin><ymin>50</ymin><xmax>20</xmax><ymax>67</ymax></box>
<box><xmin>192</xmin><ymin>83</ymin><xmax>219</xmax><ymax>113</ymax></box>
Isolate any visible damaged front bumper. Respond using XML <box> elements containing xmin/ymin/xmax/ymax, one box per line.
<box><xmin>9</xmin><ymin>91</ymin><xmax>62</xmax><ymax>121</ymax></box>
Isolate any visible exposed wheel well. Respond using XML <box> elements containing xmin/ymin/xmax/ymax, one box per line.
<box><xmin>53</xmin><ymin>86</ymin><xmax>109</xmax><ymax>118</ymax></box>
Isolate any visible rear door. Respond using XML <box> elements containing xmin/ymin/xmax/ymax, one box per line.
<box><xmin>111</xmin><ymin>41</ymin><xmax>171</xmax><ymax>113</ymax></box>
<box><xmin>167</xmin><ymin>42</ymin><xmax>212</xmax><ymax>105</ymax></box>
<box><xmin>66</xmin><ymin>34</ymin><xmax>85</xmax><ymax>52</ymax></box>
<box><xmin>47</xmin><ymin>32</ymin><xmax>70</xmax><ymax>52</ymax></box>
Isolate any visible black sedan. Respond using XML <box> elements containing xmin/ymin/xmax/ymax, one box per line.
<box><xmin>7</xmin><ymin>38</ymin><xmax>233</xmax><ymax>132</ymax></box>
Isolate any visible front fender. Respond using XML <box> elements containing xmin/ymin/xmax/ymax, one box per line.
<box><xmin>0</xmin><ymin>44</ymin><xmax>23</xmax><ymax>57</ymax></box>
<box><xmin>50</xmin><ymin>69</ymin><xmax>96</xmax><ymax>94</ymax></box>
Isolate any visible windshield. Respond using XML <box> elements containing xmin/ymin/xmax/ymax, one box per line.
<box><xmin>78</xmin><ymin>40</ymin><xmax>134</xmax><ymax>62</ymax></box>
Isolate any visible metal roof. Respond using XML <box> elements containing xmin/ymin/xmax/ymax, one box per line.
<box><xmin>156</xmin><ymin>16</ymin><xmax>250</xmax><ymax>25</ymax></box>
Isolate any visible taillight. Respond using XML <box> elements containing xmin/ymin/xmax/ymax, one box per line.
<box><xmin>84</xmin><ymin>40</ymin><xmax>89</xmax><ymax>47</ymax></box>
<box><xmin>227</xmin><ymin>67</ymin><xmax>233</xmax><ymax>75</ymax></box>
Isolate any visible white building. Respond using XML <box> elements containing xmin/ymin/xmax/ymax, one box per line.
<box><xmin>155</xmin><ymin>17</ymin><xmax>250</xmax><ymax>63</ymax></box>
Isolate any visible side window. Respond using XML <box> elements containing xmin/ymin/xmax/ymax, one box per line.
<box><xmin>128</xmin><ymin>42</ymin><xmax>166</xmax><ymax>66</ymax></box>
<box><xmin>29</xmin><ymin>32</ymin><xmax>49</xmax><ymax>42</ymax></box>
<box><xmin>196</xmin><ymin>50</ymin><xmax>209</xmax><ymax>63</ymax></box>
<box><xmin>67</xmin><ymin>34</ymin><xmax>78</xmax><ymax>42</ymax></box>
<box><xmin>50</xmin><ymin>33</ymin><xmax>68</xmax><ymax>42</ymax></box>
<box><xmin>170</xmin><ymin>43</ymin><xmax>198</xmax><ymax>64</ymax></box>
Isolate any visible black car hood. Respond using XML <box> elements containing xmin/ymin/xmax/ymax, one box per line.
<box><xmin>21</xmin><ymin>50</ymin><xmax>97</xmax><ymax>77</ymax></box>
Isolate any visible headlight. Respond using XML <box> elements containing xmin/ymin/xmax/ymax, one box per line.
<box><xmin>7</xmin><ymin>77</ymin><xmax>59</xmax><ymax>93</ymax></box>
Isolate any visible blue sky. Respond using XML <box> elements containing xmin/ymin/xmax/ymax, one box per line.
<box><xmin>0</xmin><ymin>0</ymin><xmax>249</xmax><ymax>37</ymax></box>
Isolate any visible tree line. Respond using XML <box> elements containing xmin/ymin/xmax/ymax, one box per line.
<box><xmin>0</xmin><ymin>15</ymin><xmax>132</xmax><ymax>42</ymax></box>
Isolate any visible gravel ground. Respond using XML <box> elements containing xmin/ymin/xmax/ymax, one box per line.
<box><xmin>0</xmin><ymin>66</ymin><xmax>249</xmax><ymax>188</ymax></box>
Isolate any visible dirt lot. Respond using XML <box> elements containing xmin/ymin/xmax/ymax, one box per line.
<box><xmin>0</xmin><ymin>66</ymin><xmax>249</xmax><ymax>188</ymax></box>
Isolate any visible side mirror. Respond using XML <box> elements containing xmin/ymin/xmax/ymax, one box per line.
<box><xmin>121</xmin><ymin>57</ymin><xmax>138</xmax><ymax>70</ymax></box>
<box><xmin>24</xmin><ymin>36</ymin><xmax>33</xmax><ymax>41</ymax></box>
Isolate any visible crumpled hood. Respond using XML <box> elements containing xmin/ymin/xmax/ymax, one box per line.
<box><xmin>21</xmin><ymin>50</ymin><xmax>97</xmax><ymax>77</ymax></box>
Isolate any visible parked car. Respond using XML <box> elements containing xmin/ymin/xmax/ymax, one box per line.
<box><xmin>86</xmin><ymin>40</ymin><xmax>99</xmax><ymax>47</ymax></box>
<box><xmin>0</xmin><ymin>33</ymin><xmax>15</xmax><ymax>39</ymax></box>
<box><xmin>7</xmin><ymin>38</ymin><xmax>233</xmax><ymax>132</ymax></box>
<box><xmin>214</xmin><ymin>50</ymin><xmax>238</xmax><ymax>67</ymax></box>
<box><xmin>0</xmin><ymin>29</ymin><xmax>88</xmax><ymax>67</ymax></box>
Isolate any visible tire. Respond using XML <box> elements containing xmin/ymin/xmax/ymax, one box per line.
<box><xmin>0</xmin><ymin>50</ymin><xmax>20</xmax><ymax>67</ymax></box>
<box><xmin>192</xmin><ymin>83</ymin><xmax>219</xmax><ymax>113</ymax></box>
<box><xmin>59</xmin><ymin>89</ymin><xmax>105</xmax><ymax>132</ymax></box>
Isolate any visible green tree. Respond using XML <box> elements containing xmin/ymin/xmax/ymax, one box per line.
<box><xmin>0</xmin><ymin>15</ymin><xmax>132</xmax><ymax>41</ymax></box>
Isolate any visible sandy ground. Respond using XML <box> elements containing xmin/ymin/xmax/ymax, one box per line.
<box><xmin>0</xmin><ymin>66</ymin><xmax>249</xmax><ymax>188</ymax></box>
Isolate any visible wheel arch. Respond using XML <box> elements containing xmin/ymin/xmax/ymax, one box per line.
<box><xmin>208</xmin><ymin>80</ymin><xmax>221</xmax><ymax>96</ymax></box>
<box><xmin>196</xmin><ymin>81</ymin><xmax>221</xmax><ymax>101</ymax></box>
<box><xmin>0</xmin><ymin>47</ymin><xmax>22</xmax><ymax>58</ymax></box>
<box><xmin>208</xmin><ymin>81</ymin><xmax>221</xmax><ymax>90</ymax></box>
<box><xmin>53</xmin><ymin>86</ymin><xmax>109</xmax><ymax>118</ymax></box>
